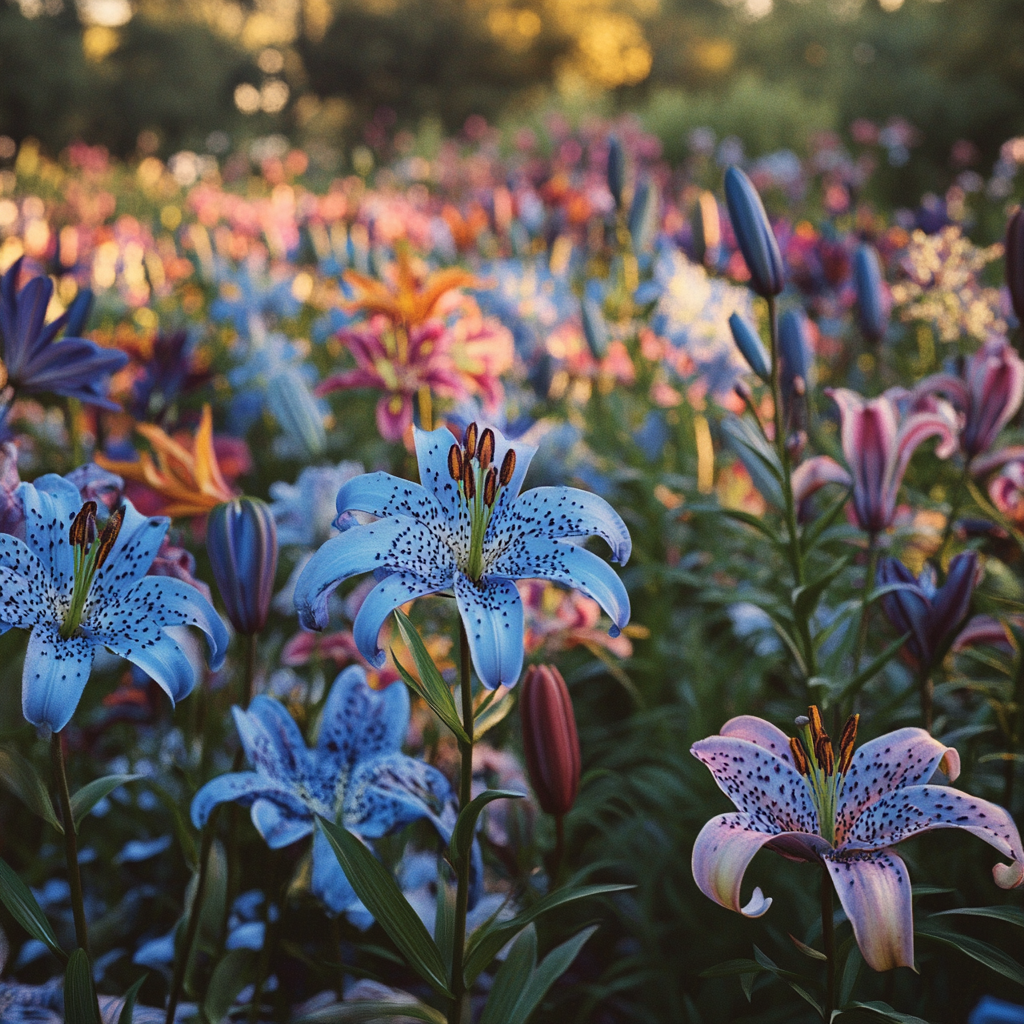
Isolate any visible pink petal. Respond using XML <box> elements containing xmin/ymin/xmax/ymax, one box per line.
<box><xmin>690</xmin><ymin>736</ymin><xmax>818</xmax><ymax>834</ymax></box>
<box><xmin>835</xmin><ymin>728</ymin><xmax>960</xmax><ymax>843</ymax></box>
<box><xmin>691</xmin><ymin>812</ymin><xmax>778</xmax><ymax>917</ymax></box>
<box><xmin>825</xmin><ymin>849</ymin><xmax>915</xmax><ymax>972</ymax></box>
<box><xmin>912</xmin><ymin>371</ymin><xmax>969</xmax><ymax>413</ymax></box>
<box><xmin>952</xmin><ymin>614</ymin><xmax>1014</xmax><ymax>653</ymax></box>
<box><xmin>970</xmin><ymin>444</ymin><xmax>1024</xmax><ymax>478</ymax></box>
<box><xmin>889</xmin><ymin>410</ymin><xmax>957</xmax><ymax>505</ymax></box>
<box><xmin>720</xmin><ymin>715</ymin><xmax>796</xmax><ymax>767</ymax></box>
<box><xmin>375</xmin><ymin>394</ymin><xmax>413</xmax><ymax>442</ymax></box>
<box><xmin>791</xmin><ymin>456</ymin><xmax>852</xmax><ymax>504</ymax></box>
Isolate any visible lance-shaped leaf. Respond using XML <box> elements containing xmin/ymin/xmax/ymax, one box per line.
<box><xmin>479</xmin><ymin>924</ymin><xmax>538</xmax><ymax>1024</ymax></box>
<box><xmin>292</xmin><ymin>1002</ymin><xmax>447</xmax><ymax>1024</ymax></box>
<box><xmin>0</xmin><ymin>744</ymin><xmax>62</xmax><ymax>832</ymax></box>
<box><xmin>0</xmin><ymin>856</ymin><xmax>66</xmax><ymax>963</ymax></box>
<box><xmin>71</xmin><ymin>774</ymin><xmax>141</xmax><ymax>830</ymax></box>
<box><xmin>318</xmin><ymin>817</ymin><xmax>453</xmax><ymax>998</ymax></box>
<box><xmin>450</xmin><ymin>790</ymin><xmax>524</xmax><ymax>870</ymax></box>
<box><xmin>117</xmin><ymin>973</ymin><xmax>148</xmax><ymax>1024</ymax></box>
<box><xmin>792</xmin><ymin>555</ymin><xmax>852</xmax><ymax>621</ymax></box>
<box><xmin>929</xmin><ymin>905</ymin><xmax>1024</xmax><ymax>929</ymax></box>
<box><xmin>203</xmin><ymin>948</ymin><xmax>260</xmax><ymax>1024</ymax></box>
<box><xmin>65</xmin><ymin>948</ymin><xmax>101</xmax><ymax>1024</ymax></box>
<box><xmin>504</xmin><ymin>924</ymin><xmax>599</xmax><ymax>1024</ymax></box>
<box><xmin>916</xmin><ymin>924</ymin><xmax>1024</xmax><ymax>986</ymax></box>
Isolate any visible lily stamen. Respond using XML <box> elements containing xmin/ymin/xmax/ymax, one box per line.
<box><xmin>60</xmin><ymin>502</ymin><xmax>125</xmax><ymax>640</ymax></box>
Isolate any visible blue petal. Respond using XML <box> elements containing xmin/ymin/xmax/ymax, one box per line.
<box><xmin>250</xmin><ymin>797</ymin><xmax>315</xmax><ymax>848</ymax></box>
<box><xmin>0</xmin><ymin>531</ymin><xmax>44</xmax><ymax>583</ymax></box>
<box><xmin>91</xmin><ymin>501</ymin><xmax>170</xmax><ymax>602</ymax></box>
<box><xmin>0</xmin><ymin>562</ymin><xmax>47</xmax><ymax>629</ymax></box>
<box><xmin>353</xmin><ymin>570</ymin><xmax>445</xmax><ymax>667</ymax></box>
<box><xmin>344</xmin><ymin>752</ymin><xmax>455</xmax><ymax>840</ymax></box>
<box><xmin>100</xmin><ymin>628</ymin><xmax>195</xmax><ymax>705</ymax></box>
<box><xmin>22</xmin><ymin>622</ymin><xmax>95</xmax><ymax>732</ymax></box>
<box><xmin>234</xmin><ymin>698</ymin><xmax>312</xmax><ymax>791</ymax></box>
<box><xmin>295</xmin><ymin>517</ymin><xmax>454</xmax><ymax>630</ymax></box>
<box><xmin>488</xmin><ymin>536</ymin><xmax>630</xmax><ymax>635</ymax></box>
<box><xmin>336</xmin><ymin>471</ymin><xmax>448</xmax><ymax>531</ymax></box>
<box><xmin>311</xmin><ymin>825</ymin><xmax>360</xmax><ymax>915</ymax></box>
<box><xmin>413</xmin><ymin>426</ymin><xmax>467</xmax><ymax>525</ymax></box>
<box><xmin>17</xmin><ymin>478</ymin><xmax>79</xmax><ymax>594</ymax></box>
<box><xmin>485</xmin><ymin>427</ymin><xmax>538</xmax><ymax>518</ymax></box>
<box><xmin>15</xmin><ymin>338</ymin><xmax>128</xmax><ymax>408</ymax></box>
<box><xmin>190</xmin><ymin>771</ymin><xmax>307</xmax><ymax>829</ymax></box>
<box><xmin>489</xmin><ymin>485</ymin><xmax>632</xmax><ymax>565</ymax></box>
<box><xmin>454</xmin><ymin>573</ymin><xmax>524</xmax><ymax>689</ymax></box>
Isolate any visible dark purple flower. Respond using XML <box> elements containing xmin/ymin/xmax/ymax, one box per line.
<box><xmin>1006</xmin><ymin>208</ymin><xmax>1024</xmax><ymax>324</ymax></box>
<box><xmin>129</xmin><ymin>329</ymin><xmax>210</xmax><ymax>423</ymax></box>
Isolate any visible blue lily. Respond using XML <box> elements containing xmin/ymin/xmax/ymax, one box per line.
<box><xmin>191</xmin><ymin>665</ymin><xmax>458</xmax><ymax>914</ymax></box>
<box><xmin>295</xmin><ymin>424</ymin><xmax>632</xmax><ymax>689</ymax></box>
<box><xmin>0</xmin><ymin>259</ymin><xmax>128</xmax><ymax>410</ymax></box>
<box><xmin>0</xmin><ymin>475</ymin><xmax>228</xmax><ymax>732</ymax></box>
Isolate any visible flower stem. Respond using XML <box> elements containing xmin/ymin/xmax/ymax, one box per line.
<box><xmin>242</xmin><ymin>631</ymin><xmax>258</xmax><ymax>710</ymax></box>
<box><xmin>820</xmin><ymin>867</ymin><xmax>836</xmax><ymax>1020</ymax></box>
<box><xmin>852</xmin><ymin>533</ymin><xmax>879</xmax><ymax>678</ymax></box>
<box><xmin>448</xmin><ymin>620</ymin><xmax>475</xmax><ymax>1024</ymax></box>
<box><xmin>50</xmin><ymin>732</ymin><xmax>90</xmax><ymax>956</ymax></box>
<box><xmin>919</xmin><ymin>669</ymin><xmax>934</xmax><ymax>734</ymax></box>
<box><xmin>552</xmin><ymin>814</ymin><xmax>565</xmax><ymax>884</ymax></box>
<box><xmin>937</xmin><ymin>465</ymin><xmax>970</xmax><ymax>569</ymax></box>
<box><xmin>1004</xmin><ymin>642</ymin><xmax>1024</xmax><ymax>810</ymax></box>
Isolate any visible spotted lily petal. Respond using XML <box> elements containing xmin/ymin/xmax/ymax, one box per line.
<box><xmin>455</xmin><ymin>573</ymin><xmax>525</xmax><ymax>689</ymax></box>
<box><xmin>191</xmin><ymin>772</ymin><xmax>307</xmax><ymax>829</ymax></box>
<box><xmin>719</xmin><ymin>716</ymin><xmax>796</xmax><ymax>766</ymax></box>
<box><xmin>790</xmin><ymin>456</ymin><xmax>852</xmax><ymax>505</ymax></box>
<box><xmin>90</xmin><ymin>504</ymin><xmax>170</xmax><ymax>602</ymax></box>
<box><xmin>250</xmin><ymin>798</ymin><xmax>316</xmax><ymax>849</ymax></box>
<box><xmin>17</xmin><ymin>477</ymin><xmax>77</xmax><ymax>594</ymax></box>
<box><xmin>22</xmin><ymin>622</ymin><xmax>96</xmax><ymax>732</ymax></box>
<box><xmin>345</xmin><ymin>752</ymin><xmax>454</xmax><ymax>840</ymax></box>
<box><xmin>353</xmin><ymin>570</ymin><xmax>444</xmax><ymax>668</ymax></box>
<box><xmin>98</xmin><ymin>628</ymin><xmax>196</xmax><ymax>705</ymax></box>
<box><xmin>311</xmin><ymin>825</ymin><xmax>360</xmax><ymax>916</ymax></box>
<box><xmin>233</xmin><ymin>697</ymin><xmax>312</xmax><ymax>792</ymax></box>
<box><xmin>0</xmin><ymin>562</ymin><xmax>46</xmax><ymax>630</ymax></box>
<box><xmin>336</xmin><ymin>471</ymin><xmax>448</xmax><ymax>531</ymax></box>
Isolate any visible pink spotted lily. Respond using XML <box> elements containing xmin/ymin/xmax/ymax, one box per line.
<box><xmin>792</xmin><ymin>387</ymin><xmax>956</xmax><ymax>534</ymax></box>
<box><xmin>691</xmin><ymin>709</ymin><xmax>1023</xmax><ymax>972</ymax></box>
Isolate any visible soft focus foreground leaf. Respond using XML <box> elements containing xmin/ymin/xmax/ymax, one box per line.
<box><xmin>0</xmin><ymin>743</ymin><xmax>62</xmax><ymax>832</ymax></box>
<box><xmin>117</xmin><ymin>973</ymin><xmax>148</xmax><ymax>1024</ymax></box>
<box><xmin>317</xmin><ymin>817</ymin><xmax>453</xmax><ymax>997</ymax></box>
<box><xmin>449</xmin><ymin>789</ymin><xmax>524</xmax><ymax>869</ymax></box>
<box><xmin>71</xmin><ymin>774</ymin><xmax>141</xmax><ymax>830</ymax></box>
<box><xmin>291</xmin><ymin>1002</ymin><xmax>447</xmax><ymax>1023</ymax></box>
<box><xmin>0</xmin><ymin>856</ymin><xmax>66</xmax><ymax>963</ymax></box>
<box><xmin>788</xmin><ymin>932</ymin><xmax>827</xmax><ymax>960</ymax></box>
<box><xmin>835</xmin><ymin>1001</ymin><xmax>932</xmax><ymax>1023</ymax></box>
<box><xmin>65</xmin><ymin>947</ymin><xmax>101</xmax><ymax>1024</ymax></box>
<box><xmin>928</xmin><ymin>905</ymin><xmax>1024</xmax><ymax>929</ymax></box>
<box><xmin>792</xmin><ymin>555</ymin><xmax>851</xmax><ymax>621</ymax></box>
<box><xmin>202</xmin><ymin>948</ymin><xmax>259</xmax><ymax>1024</ymax></box>
<box><xmin>479</xmin><ymin>924</ymin><xmax>538</xmax><ymax>1024</ymax></box>
<box><xmin>917</xmin><ymin>926</ymin><xmax>1024</xmax><ymax>986</ymax></box>
<box><xmin>463</xmin><ymin>884</ymin><xmax>632</xmax><ymax>985</ymax></box>
<box><xmin>474</xmin><ymin>689</ymin><xmax>516</xmax><ymax>738</ymax></box>
<box><xmin>800</xmin><ymin>487</ymin><xmax>853</xmax><ymax>553</ymax></box>
<box><xmin>392</xmin><ymin>610</ymin><xmax>469</xmax><ymax>743</ymax></box>
<box><xmin>505</xmin><ymin>924</ymin><xmax>598</xmax><ymax>1024</ymax></box>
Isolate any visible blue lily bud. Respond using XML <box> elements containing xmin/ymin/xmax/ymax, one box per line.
<box><xmin>607</xmin><ymin>136</ymin><xmax>625</xmax><ymax>211</ymax></box>
<box><xmin>207</xmin><ymin>497</ymin><xmax>279</xmax><ymax>635</ymax></box>
<box><xmin>267</xmin><ymin>366</ymin><xmax>326</xmax><ymax>457</ymax></box>
<box><xmin>853</xmin><ymin>244</ymin><xmax>890</xmax><ymax>344</ymax></box>
<box><xmin>1006</xmin><ymin>208</ymin><xmax>1024</xmax><ymax>325</ymax></box>
<box><xmin>724</xmin><ymin>166</ymin><xmax>784</xmax><ymax>298</ymax></box>
<box><xmin>628</xmin><ymin>178</ymin><xmax>659</xmax><ymax>253</ymax></box>
<box><xmin>728</xmin><ymin>313</ymin><xmax>769</xmax><ymax>381</ymax></box>
<box><xmin>63</xmin><ymin>287</ymin><xmax>94</xmax><ymax>338</ymax></box>
<box><xmin>779</xmin><ymin>309</ymin><xmax>813</xmax><ymax>396</ymax></box>
<box><xmin>581</xmin><ymin>294</ymin><xmax>609</xmax><ymax>359</ymax></box>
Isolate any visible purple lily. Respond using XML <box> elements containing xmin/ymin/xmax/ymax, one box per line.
<box><xmin>792</xmin><ymin>387</ymin><xmax>956</xmax><ymax>533</ymax></box>
<box><xmin>691</xmin><ymin>709</ymin><xmax>1024</xmax><ymax>972</ymax></box>
<box><xmin>876</xmin><ymin>551</ymin><xmax>979</xmax><ymax>669</ymax></box>
<box><xmin>0</xmin><ymin>258</ymin><xmax>128</xmax><ymax>410</ymax></box>
<box><xmin>914</xmin><ymin>338</ymin><xmax>1024</xmax><ymax>464</ymax></box>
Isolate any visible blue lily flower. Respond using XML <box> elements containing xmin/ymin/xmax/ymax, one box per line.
<box><xmin>0</xmin><ymin>475</ymin><xmax>228</xmax><ymax>732</ymax></box>
<box><xmin>295</xmin><ymin>424</ymin><xmax>631</xmax><ymax>689</ymax></box>
<box><xmin>0</xmin><ymin>258</ymin><xmax>128</xmax><ymax>410</ymax></box>
<box><xmin>191</xmin><ymin>665</ymin><xmax>458</xmax><ymax>914</ymax></box>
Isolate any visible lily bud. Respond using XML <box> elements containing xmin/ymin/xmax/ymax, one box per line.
<box><xmin>207</xmin><ymin>497</ymin><xmax>279</xmax><ymax>635</ymax></box>
<box><xmin>724</xmin><ymin>166</ymin><xmax>784</xmax><ymax>298</ymax></box>
<box><xmin>520</xmin><ymin>664</ymin><xmax>581</xmax><ymax>818</ymax></box>
<box><xmin>607</xmin><ymin>136</ymin><xmax>625</xmax><ymax>211</ymax></box>
<box><xmin>628</xmin><ymin>178</ymin><xmax>659</xmax><ymax>253</ymax></box>
<box><xmin>1006</xmin><ymin>208</ymin><xmax>1024</xmax><ymax>324</ymax></box>
<box><xmin>581</xmin><ymin>294</ymin><xmax>610</xmax><ymax>359</ymax></box>
<box><xmin>853</xmin><ymin>244</ymin><xmax>890</xmax><ymax>344</ymax></box>
<box><xmin>779</xmin><ymin>308</ymin><xmax>814</xmax><ymax>436</ymax></box>
<box><xmin>266</xmin><ymin>366</ymin><xmax>326</xmax><ymax>458</ymax></box>
<box><xmin>691</xmin><ymin>190</ymin><xmax>721</xmax><ymax>266</ymax></box>
<box><xmin>728</xmin><ymin>313</ymin><xmax>770</xmax><ymax>381</ymax></box>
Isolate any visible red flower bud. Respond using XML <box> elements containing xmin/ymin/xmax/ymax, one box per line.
<box><xmin>520</xmin><ymin>664</ymin><xmax>581</xmax><ymax>817</ymax></box>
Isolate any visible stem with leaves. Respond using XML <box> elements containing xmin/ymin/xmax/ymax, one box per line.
<box><xmin>50</xmin><ymin>732</ymin><xmax>90</xmax><ymax>956</ymax></box>
<box><xmin>820</xmin><ymin>867</ymin><xmax>835</xmax><ymax>1020</ymax></box>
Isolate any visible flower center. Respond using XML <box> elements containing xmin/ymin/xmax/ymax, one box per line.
<box><xmin>59</xmin><ymin>501</ymin><xmax>124</xmax><ymax>640</ymax></box>
<box><xmin>447</xmin><ymin>422</ymin><xmax>516</xmax><ymax>582</ymax></box>
<box><xmin>788</xmin><ymin>706</ymin><xmax>859</xmax><ymax>846</ymax></box>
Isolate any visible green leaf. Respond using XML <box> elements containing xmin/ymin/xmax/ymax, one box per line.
<box><xmin>463</xmin><ymin>884</ymin><xmax>632</xmax><ymax>986</ymax></box>
<box><xmin>190</xmin><ymin>839</ymin><xmax>227</xmax><ymax>957</ymax></box>
<box><xmin>836</xmin><ymin>1001</ymin><xmax>932</xmax><ymax>1023</ymax></box>
<box><xmin>792</xmin><ymin>555</ymin><xmax>852</xmax><ymax>621</ymax></box>
<box><xmin>751</xmin><ymin>945</ymin><xmax>801</xmax><ymax>981</ymax></box>
<box><xmin>788</xmin><ymin>933</ymin><xmax>827</xmax><ymax>961</ymax></box>
<box><xmin>449</xmin><ymin>789</ymin><xmax>524</xmax><ymax>869</ymax></box>
<box><xmin>0</xmin><ymin>744</ymin><xmax>63</xmax><ymax>832</ymax></box>
<box><xmin>140</xmin><ymin>778</ymin><xmax>197</xmax><ymax>868</ymax></box>
<box><xmin>800</xmin><ymin>487</ymin><xmax>852</xmax><ymax>553</ymax></box>
<box><xmin>699</xmin><ymin>958</ymin><xmax>766</xmax><ymax>979</ymax></box>
<box><xmin>838</xmin><ymin>632</ymin><xmax>911</xmax><ymax>700</ymax></box>
<box><xmin>435</xmin><ymin>860</ymin><xmax>456</xmax><ymax>979</ymax></box>
<box><xmin>474</xmin><ymin>689</ymin><xmax>516</xmax><ymax>738</ymax></box>
<box><xmin>0</xmin><ymin>856</ymin><xmax>66</xmax><ymax>964</ymax></box>
<box><xmin>117</xmin><ymin>974</ymin><xmax>148</xmax><ymax>1024</ymax></box>
<box><xmin>392</xmin><ymin>610</ymin><xmax>468</xmax><ymax>743</ymax></box>
<box><xmin>929</xmin><ymin>905</ymin><xmax>1024</xmax><ymax>929</ymax></box>
<box><xmin>837</xmin><ymin>936</ymin><xmax>862</xmax><ymax>1007</ymax></box>
<box><xmin>71</xmin><ymin>774</ymin><xmax>141</xmax><ymax>830</ymax></box>
<box><xmin>64</xmin><ymin>948</ymin><xmax>101</xmax><ymax>1024</ymax></box>
<box><xmin>719</xmin><ymin>507</ymin><xmax>782</xmax><ymax>545</ymax></box>
<box><xmin>291</xmin><ymin>1002</ymin><xmax>447</xmax><ymax>1024</ymax></box>
<box><xmin>202</xmin><ymin>948</ymin><xmax>259</xmax><ymax>1024</ymax></box>
<box><xmin>479</xmin><ymin>924</ymin><xmax>539</xmax><ymax>1024</ymax></box>
<box><xmin>506</xmin><ymin>924</ymin><xmax>598</xmax><ymax>1024</ymax></box>
<box><xmin>317</xmin><ymin>817</ymin><xmax>452</xmax><ymax>998</ymax></box>
<box><xmin>917</xmin><ymin>926</ymin><xmax>1024</xmax><ymax>986</ymax></box>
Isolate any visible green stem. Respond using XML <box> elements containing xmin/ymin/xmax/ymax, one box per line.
<box><xmin>852</xmin><ymin>533</ymin><xmax>879</xmax><ymax>678</ymax></box>
<box><xmin>1004</xmin><ymin>643</ymin><xmax>1024</xmax><ymax>811</ymax></box>
<box><xmin>242</xmin><ymin>631</ymin><xmax>258</xmax><ymax>710</ymax></box>
<box><xmin>821</xmin><ymin>867</ymin><xmax>836</xmax><ymax>1020</ymax></box>
<box><xmin>937</xmin><ymin>465</ymin><xmax>970</xmax><ymax>570</ymax></box>
<box><xmin>448</xmin><ymin>621</ymin><xmax>475</xmax><ymax>1024</ymax></box>
<box><xmin>919</xmin><ymin>669</ymin><xmax>934</xmax><ymax>734</ymax></box>
<box><xmin>248</xmin><ymin>870</ymin><xmax>289</xmax><ymax>1024</ymax></box>
<box><xmin>552</xmin><ymin>814</ymin><xmax>565</xmax><ymax>886</ymax></box>
<box><xmin>66</xmin><ymin>397</ymin><xmax>84</xmax><ymax>468</ymax></box>
<box><xmin>50</xmin><ymin>733</ymin><xmax>90</xmax><ymax>956</ymax></box>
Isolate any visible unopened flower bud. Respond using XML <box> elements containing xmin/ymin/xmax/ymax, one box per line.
<box><xmin>520</xmin><ymin>664</ymin><xmax>581</xmax><ymax>818</ymax></box>
<box><xmin>724</xmin><ymin>166</ymin><xmax>784</xmax><ymax>298</ymax></box>
<box><xmin>728</xmin><ymin>313</ymin><xmax>770</xmax><ymax>381</ymax></box>
<box><xmin>607</xmin><ymin>136</ymin><xmax>625</xmax><ymax>211</ymax></box>
<box><xmin>207</xmin><ymin>497</ymin><xmax>279</xmax><ymax>635</ymax></box>
<box><xmin>853</xmin><ymin>244</ymin><xmax>890</xmax><ymax>344</ymax></box>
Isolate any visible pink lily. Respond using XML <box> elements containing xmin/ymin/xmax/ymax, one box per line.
<box><xmin>914</xmin><ymin>337</ymin><xmax>1024</xmax><ymax>463</ymax></box>
<box><xmin>691</xmin><ymin>710</ymin><xmax>1023</xmax><ymax>972</ymax></box>
<box><xmin>791</xmin><ymin>387</ymin><xmax>956</xmax><ymax>533</ymax></box>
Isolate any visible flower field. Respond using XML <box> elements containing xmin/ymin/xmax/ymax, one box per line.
<box><xmin>0</xmin><ymin>116</ymin><xmax>1022</xmax><ymax>1024</ymax></box>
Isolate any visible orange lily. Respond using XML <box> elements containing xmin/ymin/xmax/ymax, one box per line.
<box><xmin>97</xmin><ymin>405</ymin><xmax>237</xmax><ymax>518</ymax></box>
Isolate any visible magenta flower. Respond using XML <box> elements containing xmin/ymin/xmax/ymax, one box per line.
<box><xmin>691</xmin><ymin>711</ymin><xmax>1024</xmax><ymax>972</ymax></box>
<box><xmin>913</xmin><ymin>338</ymin><xmax>1024</xmax><ymax>464</ymax></box>
<box><xmin>792</xmin><ymin>387</ymin><xmax>955</xmax><ymax>533</ymax></box>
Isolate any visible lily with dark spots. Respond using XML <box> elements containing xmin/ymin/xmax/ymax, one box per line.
<box><xmin>691</xmin><ymin>708</ymin><xmax>1023</xmax><ymax>972</ymax></box>
<box><xmin>294</xmin><ymin>423</ymin><xmax>631</xmax><ymax>690</ymax></box>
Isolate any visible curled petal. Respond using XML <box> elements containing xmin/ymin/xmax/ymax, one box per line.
<box><xmin>719</xmin><ymin>715</ymin><xmax>795</xmax><ymax>766</ymax></box>
<box><xmin>250</xmin><ymin>798</ymin><xmax>315</xmax><ymax>849</ymax></box>
<box><xmin>190</xmin><ymin>772</ymin><xmax>307</xmax><ymax>830</ymax></box>
<box><xmin>22</xmin><ymin>622</ymin><xmax>95</xmax><ymax>732</ymax></box>
<box><xmin>102</xmin><ymin>627</ymin><xmax>196</xmax><ymax>705</ymax></box>
<box><xmin>891</xmin><ymin>410</ymin><xmax>958</xmax><ymax>491</ymax></box>
<box><xmin>17</xmin><ymin>477</ymin><xmax>79</xmax><ymax>593</ymax></box>
<box><xmin>824</xmin><ymin>849</ymin><xmax>914</xmax><ymax>972</ymax></box>
<box><xmin>455</xmin><ymin>572</ymin><xmax>525</xmax><ymax>689</ymax></box>
<box><xmin>352</xmin><ymin>570</ymin><xmax>444</xmax><ymax>667</ymax></box>
<box><xmin>233</xmin><ymin>697</ymin><xmax>311</xmax><ymax>789</ymax></box>
<box><xmin>969</xmin><ymin>444</ymin><xmax>1024</xmax><ymax>478</ymax></box>
<box><xmin>791</xmin><ymin>456</ymin><xmax>851</xmax><ymax>504</ymax></box>
<box><xmin>336</xmin><ymin>472</ymin><xmax>447</xmax><ymax>529</ymax></box>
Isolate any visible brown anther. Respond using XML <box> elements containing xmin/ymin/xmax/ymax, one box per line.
<box><xmin>483</xmin><ymin>467</ymin><xmax>497</xmax><ymax>506</ymax></box>
<box><xmin>815</xmin><ymin>733</ymin><xmax>835</xmax><ymax>776</ymax></box>
<box><xmin>837</xmin><ymin>713</ymin><xmax>860</xmax><ymax>775</ymax></box>
<box><xmin>499</xmin><ymin>448</ymin><xmax>516</xmax><ymax>487</ymax></box>
<box><xmin>478</xmin><ymin>428</ymin><xmax>495</xmax><ymax>469</ymax></box>
<box><xmin>462</xmin><ymin>458</ymin><xmax>476</xmax><ymax>501</ymax></box>
<box><xmin>789</xmin><ymin>737</ymin><xmax>809</xmax><ymax>776</ymax></box>
<box><xmin>464</xmin><ymin>422</ymin><xmax>478</xmax><ymax>457</ymax></box>
<box><xmin>447</xmin><ymin>444</ymin><xmax>463</xmax><ymax>482</ymax></box>
<box><xmin>93</xmin><ymin>507</ymin><xmax>125</xmax><ymax>569</ymax></box>
<box><xmin>69</xmin><ymin>501</ymin><xmax>97</xmax><ymax>548</ymax></box>
<box><xmin>807</xmin><ymin>705</ymin><xmax>826</xmax><ymax>745</ymax></box>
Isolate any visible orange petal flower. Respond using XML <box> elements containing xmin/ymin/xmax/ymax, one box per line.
<box><xmin>97</xmin><ymin>405</ymin><xmax>237</xmax><ymax>518</ymax></box>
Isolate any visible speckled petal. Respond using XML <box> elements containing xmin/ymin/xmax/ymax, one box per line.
<box><xmin>337</xmin><ymin>471</ymin><xmax>449</xmax><ymax>536</ymax></box>
<box><xmin>414</xmin><ymin>426</ymin><xmax>469</xmax><ymax>527</ymax></box>
<box><xmin>489</xmin><ymin>486</ymin><xmax>631</xmax><ymax>565</ymax></box>
<box><xmin>311</xmin><ymin>824</ymin><xmax>360</xmax><ymax>916</ymax></box>
<box><xmin>233</xmin><ymin>697</ymin><xmax>312</xmax><ymax>792</ymax></box>
<box><xmin>190</xmin><ymin>771</ymin><xmax>307</xmax><ymax>829</ymax></box>
<box><xmin>488</xmin><ymin>427</ymin><xmax>537</xmax><ymax>517</ymax></box>
<box><xmin>0</xmin><ymin>563</ymin><xmax>47</xmax><ymax>630</ymax></box>
<box><xmin>691</xmin><ymin>812</ymin><xmax>782</xmax><ymax>917</ymax></box>
<box><xmin>352</xmin><ymin>570</ymin><xmax>448</xmax><ymax>667</ymax></box>
<box><xmin>487</xmin><ymin>536</ymin><xmax>630</xmax><ymax>636</ymax></box>
<box><xmin>295</xmin><ymin>517</ymin><xmax>455</xmax><ymax>631</ymax></box>
<box><xmin>17</xmin><ymin>477</ymin><xmax>78</xmax><ymax>596</ymax></box>
<box><xmin>89</xmin><ymin>500</ymin><xmax>170</xmax><ymax>601</ymax></box>
<box><xmin>841</xmin><ymin>784</ymin><xmax>1024</xmax><ymax>888</ymax></box>
<box><xmin>720</xmin><ymin>716</ymin><xmax>795</xmax><ymax>766</ymax></box>
<box><xmin>100</xmin><ymin>627</ymin><xmax>196</xmax><ymax>705</ymax></box>
<box><xmin>824</xmin><ymin>849</ymin><xmax>914</xmax><ymax>972</ymax></box>
<box><xmin>0</xmin><ymin>531</ymin><xmax>48</xmax><ymax>598</ymax></box>
<box><xmin>835</xmin><ymin>728</ymin><xmax>961</xmax><ymax>843</ymax></box>
<box><xmin>21</xmin><ymin>621</ymin><xmax>95</xmax><ymax>732</ymax></box>
<box><xmin>455</xmin><ymin>572</ymin><xmax>524</xmax><ymax>689</ymax></box>
<box><xmin>250</xmin><ymin>797</ymin><xmax>315</xmax><ymax>849</ymax></box>
<box><xmin>690</xmin><ymin>735</ymin><xmax>818</xmax><ymax>834</ymax></box>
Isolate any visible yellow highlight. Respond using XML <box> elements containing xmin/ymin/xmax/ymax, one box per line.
<box><xmin>694</xmin><ymin>414</ymin><xmax>714</xmax><ymax>494</ymax></box>
<box><xmin>83</xmin><ymin>26</ymin><xmax>120</xmax><ymax>62</ymax></box>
